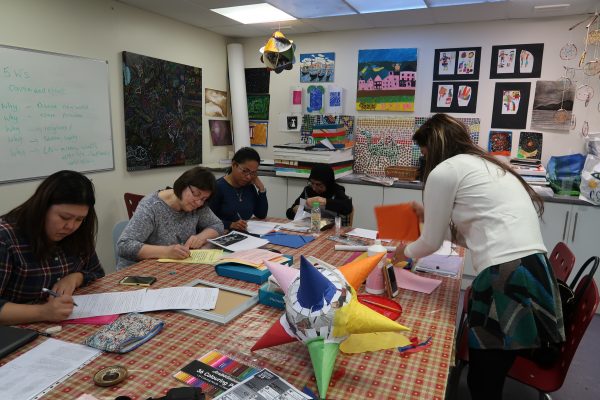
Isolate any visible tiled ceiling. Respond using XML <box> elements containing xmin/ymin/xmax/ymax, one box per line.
<box><xmin>117</xmin><ymin>0</ymin><xmax>598</xmax><ymax>38</ymax></box>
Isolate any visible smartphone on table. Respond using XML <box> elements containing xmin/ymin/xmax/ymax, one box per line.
<box><xmin>119</xmin><ymin>276</ymin><xmax>157</xmax><ymax>287</ymax></box>
<box><xmin>382</xmin><ymin>263</ymin><xmax>399</xmax><ymax>298</ymax></box>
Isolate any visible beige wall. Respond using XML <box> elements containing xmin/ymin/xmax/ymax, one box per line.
<box><xmin>0</xmin><ymin>0</ymin><xmax>230</xmax><ymax>272</ymax></box>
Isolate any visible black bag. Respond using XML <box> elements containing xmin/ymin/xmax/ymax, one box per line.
<box><xmin>528</xmin><ymin>256</ymin><xmax>599</xmax><ymax>368</ymax></box>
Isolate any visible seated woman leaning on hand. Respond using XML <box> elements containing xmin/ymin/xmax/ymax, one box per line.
<box><xmin>286</xmin><ymin>163</ymin><xmax>353</xmax><ymax>224</ymax></box>
<box><xmin>209</xmin><ymin>147</ymin><xmax>268</xmax><ymax>232</ymax></box>
<box><xmin>392</xmin><ymin>114</ymin><xmax>564</xmax><ymax>400</ymax></box>
<box><xmin>117</xmin><ymin>167</ymin><xmax>224</xmax><ymax>270</ymax></box>
<box><xmin>0</xmin><ymin>170</ymin><xmax>105</xmax><ymax>325</ymax></box>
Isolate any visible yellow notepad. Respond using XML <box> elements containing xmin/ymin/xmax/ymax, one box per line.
<box><xmin>157</xmin><ymin>249</ymin><xmax>223</xmax><ymax>264</ymax></box>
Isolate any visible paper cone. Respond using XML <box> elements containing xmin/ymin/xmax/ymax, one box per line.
<box><xmin>264</xmin><ymin>260</ymin><xmax>299</xmax><ymax>294</ymax></box>
<box><xmin>338</xmin><ymin>253</ymin><xmax>385</xmax><ymax>290</ymax></box>
<box><xmin>307</xmin><ymin>338</ymin><xmax>339</xmax><ymax>400</ymax></box>
<box><xmin>340</xmin><ymin>332</ymin><xmax>411</xmax><ymax>353</ymax></box>
<box><xmin>297</xmin><ymin>255</ymin><xmax>336</xmax><ymax>309</ymax></box>
<box><xmin>345</xmin><ymin>299</ymin><xmax>410</xmax><ymax>334</ymax></box>
<box><xmin>251</xmin><ymin>316</ymin><xmax>297</xmax><ymax>351</ymax></box>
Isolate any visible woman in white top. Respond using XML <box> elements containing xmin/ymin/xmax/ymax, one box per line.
<box><xmin>393</xmin><ymin>114</ymin><xmax>564</xmax><ymax>400</ymax></box>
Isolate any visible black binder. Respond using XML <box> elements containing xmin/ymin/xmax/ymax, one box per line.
<box><xmin>0</xmin><ymin>326</ymin><xmax>39</xmax><ymax>359</ymax></box>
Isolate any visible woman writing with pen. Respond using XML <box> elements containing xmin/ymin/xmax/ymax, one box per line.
<box><xmin>209</xmin><ymin>147</ymin><xmax>268</xmax><ymax>232</ymax></box>
<box><xmin>0</xmin><ymin>170</ymin><xmax>105</xmax><ymax>324</ymax></box>
<box><xmin>117</xmin><ymin>167</ymin><xmax>224</xmax><ymax>270</ymax></box>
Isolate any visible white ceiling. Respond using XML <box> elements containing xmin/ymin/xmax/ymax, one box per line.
<box><xmin>117</xmin><ymin>0</ymin><xmax>598</xmax><ymax>38</ymax></box>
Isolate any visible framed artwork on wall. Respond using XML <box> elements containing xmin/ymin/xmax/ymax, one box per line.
<box><xmin>356</xmin><ymin>48</ymin><xmax>417</xmax><ymax>112</ymax></box>
<box><xmin>299</xmin><ymin>52</ymin><xmax>335</xmax><ymax>82</ymax></box>
<box><xmin>489</xmin><ymin>43</ymin><xmax>544</xmax><ymax>79</ymax></box>
<box><xmin>122</xmin><ymin>51</ymin><xmax>202</xmax><ymax>171</ymax></box>
<box><xmin>491</xmin><ymin>82</ymin><xmax>531</xmax><ymax>129</ymax></box>
<box><xmin>433</xmin><ymin>47</ymin><xmax>481</xmax><ymax>81</ymax></box>
<box><xmin>430</xmin><ymin>81</ymin><xmax>478</xmax><ymax>113</ymax></box>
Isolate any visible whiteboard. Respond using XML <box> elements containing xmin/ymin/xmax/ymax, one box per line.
<box><xmin>0</xmin><ymin>45</ymin><xmax>114</xmax><ymax>184</ymax></box>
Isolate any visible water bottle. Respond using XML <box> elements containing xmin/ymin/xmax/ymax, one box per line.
<box><xmin>365</xmin><ymin>239</ymin><xmax>387</xmax><ymax>294</ymax></box>
<box><xmin>310</xmin><ymin>201</ymin><xmax>321</xmax><ymax>235</ymax></box>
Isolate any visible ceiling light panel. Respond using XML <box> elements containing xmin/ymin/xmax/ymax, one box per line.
<box><xmin>211</xmin><ymin>3</ymin><xmax>296</xmax><ymax>24</ymax></box>
<box><xmin>268</xmin><ymin>0</ymin><xmax>357</xmax><ymax>18</ymax></box>
<box><xmin>346</xmin><ymin>0</ymin><xmax>427</xmax><ymax>13</ymax></box>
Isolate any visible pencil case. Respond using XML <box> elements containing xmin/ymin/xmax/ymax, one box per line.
<box><xmin>83</xmin><ymin>313</ymin><xmax>164</xmax><ymax>353</ymax></box>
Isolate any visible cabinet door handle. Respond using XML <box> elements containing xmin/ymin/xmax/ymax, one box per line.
<box><xmin>571</xmin><ymin>212</ymin><xmax>578</xmax><ymax>242</ymax></box>
<box><xmin>562</xmin><ymin>211</ymin><xmax>569</xmax><ymax>241</ymax></box>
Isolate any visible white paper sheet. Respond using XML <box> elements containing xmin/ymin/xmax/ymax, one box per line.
<box><xmin>246</xmin><ymin>221</ymin><xmax>279</xmax><ymax>235</ymax></box>
<box><xmin>69</xmin><ymin>287</ymin><xmax>219</xmax><ymax>319</ymax></box>
<box><xmin>346</xmin><ymin>228</ymin><xmax>378</xmax><ymax>240</ymax></box>
<box><xmin>0</xmin><ymin>338</ymin><xmax>100</xmax><ymax>400</ymax></box>
<box><xmin>293</xmin><ymin>198</ymin><xmax>310</xmax><ymax>221</ymax></box>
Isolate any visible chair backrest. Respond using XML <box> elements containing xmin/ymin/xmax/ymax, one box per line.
<box><xmin>549</xmin><ymin>242</ymin><xmax>576</xmax><ymax>282</ymax></box>
<box><xmin>124</xmin><ymin>193</ymin><xmax>144</xmax><ymax>219</ymax></box>
<box><xmin>112</xmin><ymin>220</ymin><xmax>129</xmax><ymax>266</ymax></box>
<box><xmin>553</xmin><ymin>275</ymin><xmax>599</xmax><ymax>384</ymax></box>
<box><xmin>507</xmin><ymin>274</ymin><xmax>599</xmax><ymax>393</ymax></box>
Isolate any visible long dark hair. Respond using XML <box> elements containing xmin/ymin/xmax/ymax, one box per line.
<box><xmin>413</xmin><ymin>113</ymin><xmax>543</xmax><ymax>217</ymax></box>
<box><xmin>3</xmin><ymin>170</ymin><xmax>97</xmax><ymax>259</ymax></box>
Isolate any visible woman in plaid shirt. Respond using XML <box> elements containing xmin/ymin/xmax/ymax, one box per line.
<box><xmin>0</xmin><ymin>170</ymin><xmax>105</xmax><ymax>324</ymax></box>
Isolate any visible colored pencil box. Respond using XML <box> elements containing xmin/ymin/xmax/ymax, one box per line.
<box><xmin>83</xmin><ymin>313</ymin><xmax>164</xmax><ymax>353</ymax></box>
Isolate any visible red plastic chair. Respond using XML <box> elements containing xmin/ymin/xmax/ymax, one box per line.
<box><xmin>506</xmin><ymin>275</ymin><xmax>599</xmax><ymax>397</ymax></box>
<box><xmin>548</xmin><ymin>242</ymin><xmax>576</xmax><ymax>282</ymax></box>
<box><xmin>124</xmin><ymin>192</ymin><xmax>144</xmax><ymax>219</ymax></box>
<box><xmin>455</xmin><ymin>242</ymin><xmax>577</xmax><ymax>357</ymax></box>
<box><xmin>451</xmin><ymin>268</ymin><xmax>599</xmax><ymax>400</ymax></box>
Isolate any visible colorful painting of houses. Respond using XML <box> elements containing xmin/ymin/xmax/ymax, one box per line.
<box><xmin>356</xmin><ymin>48</ymin><xmax>418</xmax><ymax>112</ymax></box>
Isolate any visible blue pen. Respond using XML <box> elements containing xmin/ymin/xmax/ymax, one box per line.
<box><xmin>42</xmin><ymin>287</ymin><xmax>78</xmax><ymax>307</ymax></box>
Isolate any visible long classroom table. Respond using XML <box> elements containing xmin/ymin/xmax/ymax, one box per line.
<box><xmin>3</xmin><ymin>228</ymin><xmax>462</xmax><ymax>400</ymax></box>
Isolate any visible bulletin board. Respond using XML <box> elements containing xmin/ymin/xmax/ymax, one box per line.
<box><xmin>0</xmin><ymin>45</ymin><xmax>114</xmax><ymax>184</ymax></box>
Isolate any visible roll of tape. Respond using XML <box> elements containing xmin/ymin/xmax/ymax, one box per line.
<box><xmin>93</xmin><ymin>365</ymin><xmax>128</xmax><ymax>387</ymax></box>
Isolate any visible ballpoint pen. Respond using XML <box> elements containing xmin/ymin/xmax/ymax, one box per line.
<box><xmin>42</xmin><ymin>287</ymin><xmax>78</xmax><ymax>307</ymax></box>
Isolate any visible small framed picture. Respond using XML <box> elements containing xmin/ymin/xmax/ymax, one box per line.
<box><xmin>490</xmin><ymin>43</ymin><xmax>544</xmax><ymax>79</ymax></box>
<box><xmin>433</xmin><ymin>47</ymin><xmax>481</xmax><ymax>81</ymax></box>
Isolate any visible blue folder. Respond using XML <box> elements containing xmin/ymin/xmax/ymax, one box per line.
<box><xmin>261</xmin><ymin>232</ymin><xmax>315</xmax><ymax>249</ymax></box>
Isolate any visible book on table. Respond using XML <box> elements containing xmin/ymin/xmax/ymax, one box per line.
<box><xmin>213</xmin><ymin>368</ymin><xmax>311</xmax><ymax>400</ymax></box>
<box><xmin>208</xmin><ymin>231</ymin><xmax>269</xmax><ymax>252</ymax></box>
<box><xmin>173</xmin><ymin>349</ymin><xmax>259</xmax><ymax>396</ymax></box>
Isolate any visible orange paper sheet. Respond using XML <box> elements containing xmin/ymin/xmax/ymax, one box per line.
<box><xmin>374</xmin><ymin>203</ymin><xmax>420</xmax><ymax>241</ymax></box>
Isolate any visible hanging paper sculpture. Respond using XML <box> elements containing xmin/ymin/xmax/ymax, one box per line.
<box><xmin>252</xmin><ymin>255</ymin><xmax>411</xmax><ymax>399</ymax></box>
<box><xmin>259</xmin><ymin>31</ymin><xmax>296</xmax><ymax>74</ymax></box>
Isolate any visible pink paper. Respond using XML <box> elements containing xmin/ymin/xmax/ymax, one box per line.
<box><xmin>394</xmin><ymin>268</ymin><xmax>441</xmax><ymax>294</ymax></box>
<box><xmin>63</xmin><ymin>314</ymin><xmax>119</xmax><ymax>325</ymax></box>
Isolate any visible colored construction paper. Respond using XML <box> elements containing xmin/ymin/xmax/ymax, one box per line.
<box><xmin>340</xmin><ymin>331</ymin><xmax>411</xmax><ymax>354</ymax></box>
<box><xmin>262</xmin><ymin>232</ymin><xmax>314</xmax><ymax>248</ymax></box>
<box><xmin>374</xmin><ymin>203</ymin><xmax>420</xmax><ymax>241</ymax></box>
<box><xmin>394</xmin><ymin>268</ymin><xmax>441</xmax><ymax>294</ymax></box>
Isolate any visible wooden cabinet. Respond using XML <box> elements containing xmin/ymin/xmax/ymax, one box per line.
<box><xmin>540</xmin><ymin>201</ymin><xmax>600</xmax><ymax>303</ymax></box>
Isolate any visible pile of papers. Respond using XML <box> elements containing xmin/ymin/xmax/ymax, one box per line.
<box><xmin>510</xmin><ymin>158</ymin><xmax>548</xmax><ymax>186</ymax></box>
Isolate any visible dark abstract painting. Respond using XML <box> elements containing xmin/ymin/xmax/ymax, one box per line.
<box><xmin>122</xmin><ymin>51</ymin><xmax>202</xmax><ymax>170</ymax></box>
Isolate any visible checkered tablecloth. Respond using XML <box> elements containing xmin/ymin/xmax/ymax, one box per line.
<box><xmin>3</xmin><ymin>228</ymin><xmax>461</xmax><ymax>400</ymax></box>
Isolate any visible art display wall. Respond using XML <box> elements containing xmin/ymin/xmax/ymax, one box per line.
<box><xmin>238</xmin><ymin>15</ymin><xmax>600</xmax><ymax>166</ymax></box>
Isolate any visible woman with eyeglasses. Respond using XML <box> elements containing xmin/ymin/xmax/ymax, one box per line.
<box><xmin>116</xmin><ymin>167</ymin><xmax>224</xmax><ymax>270</ymax></box>
<box><xmin>286</xmin><ymin>164</ymin><xmax>353</xmax><ymax>223</ymax></box>
<box><xmin>209</xmin><ymin>147</ymin><xmax>268</xmax><ymax>231</ymax></box>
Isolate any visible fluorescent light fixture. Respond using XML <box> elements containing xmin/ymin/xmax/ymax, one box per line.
<box><xmin>427</xmin><ymin>0</ymin><xmax>504</xmax><ymax>7</ymax></box>
<box><xmin>345</xmin><ymin>0</ymin><xmax>427</xmax><ymax>14</ymax></box>
<box><xmin>267</xmin><ymin>0</ymin><xmax>357</xmax><ymax>19</ymax></box>
<box><xmin>533</xmin><ymin>4</ymin><xmax>570</xmax><ymax>11</ymax></box>
<box><xmin>211</xmin><ymin>3</ymin><xmax>296</xmax><ymax>24</ymax></box>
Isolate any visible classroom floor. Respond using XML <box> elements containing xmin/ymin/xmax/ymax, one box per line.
<box><xmin>450</xmin><ymin>291</ymin><xmax>600</xmax><ymax>400</ymax></box>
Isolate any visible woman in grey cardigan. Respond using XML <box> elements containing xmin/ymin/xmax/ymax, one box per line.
<box><xmin>117</xmin><ymin>167</ymin><xmax>224</xmax><ymax>269</ymax></box>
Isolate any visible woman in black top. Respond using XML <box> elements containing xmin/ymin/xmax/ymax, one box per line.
<box><xmin>286</xmin><ymin>164</ymin><xmax>353</xmax><ymax>224</ymax></box>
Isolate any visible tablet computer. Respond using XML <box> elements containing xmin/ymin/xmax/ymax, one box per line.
<box><xmin>0</xmin><ymin>326</ymin><xmax>39</xmax><ymax>359</ymax></box>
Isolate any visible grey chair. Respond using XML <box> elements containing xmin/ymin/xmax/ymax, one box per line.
<box><xmin>112</xmin><ymin>220</ymin><xmax>129</xmax><ymax>269</ymax></box>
